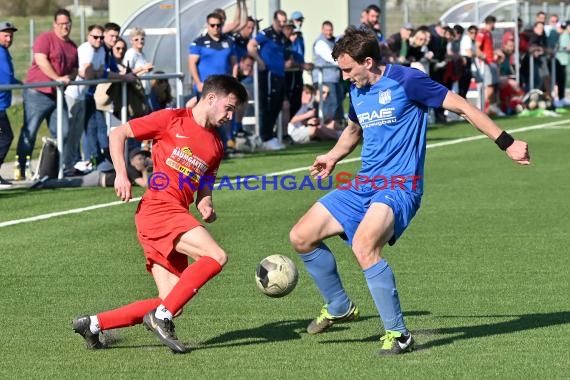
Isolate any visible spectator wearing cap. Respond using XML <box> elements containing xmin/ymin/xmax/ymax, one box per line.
<box><xmin>312</xmin><ymin>20</ymin><xmax>344</xmax><ymax>124</ymax></box>
<box><xmin>554</xmin><ymin>21</ymin><xmax>570</xmax><ymax>107</ymax></box>
<box><xmin>247</xmin><ymin>10</ymin><xmax>288</xmax><ymax>151</ymax></box>
<box><xmin>290</xmin><ymin>11</ymin><xmax>305</xmax><ymax>58</ymax></box>
<box><xmin>16</xmin><ymin>9</ymin><xmax>78</xmax><ymax>179</ymax></box>
<box><xmin>386</xmin><ymin>22</ymin><xmax>414</xmax><ymax>64</ymax></box>
<box><xmin>0</xmin><ymin>21</ymin><xmax>20</xmax><ymax>187</ymax></box>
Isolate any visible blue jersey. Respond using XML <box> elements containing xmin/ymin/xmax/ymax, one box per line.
<box><xmin>347</xmin><ymin>64</ymin><xmax>448</xmax><ymax>194</ymax></box>
<box><xmin>231</xmin><ymin>32</ymin><xmax>250</xmax><ymax>62</ymax></box>
<box><xmin>0</xmin><ymin>46</ymin><xmax>17</xmax><ymax>110</ymax></box>
<box><xmin>255</xmin><ymin>26</ymin><xmax>286</xmax><ymax>77</ymax></box>
<box><xmin>189</xmin><ymin>33</ymin><xmax>235</xmax><ymax>82</ymax></box>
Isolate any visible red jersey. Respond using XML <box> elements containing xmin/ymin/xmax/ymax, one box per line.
<box><xmin>25</xmin><ymin>31</ymin><xmax>78</xmax><ymax>95</ymax></box>
<box><xmin>129</xmin><ymin>108</ymin><xmax>224</xmax><ymax>209</ymax></box>
<box><xmin>475</xmin><ymin>28</ymin><xmax>495</xmax><ymax>64</ymax></box>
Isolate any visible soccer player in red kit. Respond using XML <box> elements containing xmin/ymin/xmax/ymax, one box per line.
<box><xmin>72</xmin><ymin>75</ymin><xmax>248</xmax><ymax>353</ymax></box>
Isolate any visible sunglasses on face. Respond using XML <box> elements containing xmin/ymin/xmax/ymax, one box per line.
<box><xmin>209</xmin><ymin>24</ymin><xmax>221</xmax><ymax>28</ymax></box>
<box><xmin>133</xmin><ymin>37</ymin><xmax>145</xmax><ymax>42</ymax></box>
<box><xmin>90</xmin><ymin>35</ymin><xmax>104</xmax><ymax>40</ymax></box>
<box><xmin>114</xmin><ymin>46</ymin><xmax>125</xmax><ymax>51</ymax></box>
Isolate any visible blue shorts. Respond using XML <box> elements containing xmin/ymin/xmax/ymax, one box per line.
<box><xmin>319</xmin><ymin>183</ymin><xmax>422</xmax><ymax>246</ymax></box>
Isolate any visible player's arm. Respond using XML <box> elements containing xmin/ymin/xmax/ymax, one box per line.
<box><xmin>109</xmin><ymin>123</ymin><xmax>136</xmax><ymax>201</ymax></box>
<box><xmin>195</xmin><ymin>184</ymin><xmax>216</xmax><ymax>223</ymax></box>
<box><xmin>442</xmin><ymin>91</ymin><xmax>530</xmax><ymax>165</ymax></box>
<box><xmin>310</xmin><ymin>120</ymin><xmax>362</xmax><ymax>179</ymax></box>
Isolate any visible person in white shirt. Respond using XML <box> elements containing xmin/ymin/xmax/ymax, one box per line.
<box><xmin>123</xmin><ymin>27</ymin><xmax>153</xmax><ymax>76</ymax></box>
<box><xmin>64</xmin><ymin>24</ymin><xmax>106</xmax><ymax>172</ymax></box>
<box><xmin>312</xmin><ymin>21</ymin><xmax>344</xmax><ymax>125</ymax></box>
<box><xmin>458</xmin><ymin>25</ymin><xmax>477</xmax><ymax>98</ymax></box>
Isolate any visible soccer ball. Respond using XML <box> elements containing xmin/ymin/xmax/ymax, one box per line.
<box><xmin>255</xmin><ymin>254</ymin><xmax>299</xmax><ymax>298</ymax></box>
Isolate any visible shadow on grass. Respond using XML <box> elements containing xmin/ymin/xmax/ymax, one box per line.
<box><xmin>415</xmin><ymin>311</ymin><xmax>570</xmax><ymax>350</ymax></box>
<box><xmin>324</xmin><ymin>311</ymin><xmax>570</xmax><ymax>350</ymax></box>
<box><xmin>196</xmin><ymin>310</ymin><xmax>431</xmax><ymax>350</ymax></box>
<box><xmin>100</xmin><ymin>311</ymin><xmax>431</xmax><ymax>351</ymax></box>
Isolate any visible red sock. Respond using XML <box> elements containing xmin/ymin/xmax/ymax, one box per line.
<box><xmin>163</xmin><ymin>256</ymin><xmax>222</xmax><ymax>315</ymax></box>
<box><xmin>97</xmin><ymin>298</ymin><xmax>161</xmax><ymax>330</ymax></box>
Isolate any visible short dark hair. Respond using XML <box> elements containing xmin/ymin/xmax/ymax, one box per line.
<box><xmin>322</xmin><ymin>20</ymin><xmax>333</xmax><ymax>28</ymax></box>
<box><xmin>88</xmin><ymin>24</ymin><xmax>104</xmax><ymax>34</ymax></box>
<box><xmin>202</xmin><ymin>75</ymin><xmax>248</xmax><ymax>105</ymax></box>
<box><xmin>104</xmin><ymin>22</ymin><xmax>121</xmax><ymax>33</ymax></box>
<box><xmin>54</xmin><ymin>9</ymin><xmax>71</xmax><ymax>21</ymax></box>
<box><xmin>484</xmin><ymin>15</ymin><xmax>497</xmax><ymax>24</ymax></box>
<box><xmin>207</xmin><ymin>13</ymin><xmax>223</xmax><ymax>22</ymax></box>
<box><xmin>332</xmin><ymin>26</ymin><xmax>380</xmax><ymax>64</ymax></box>
<box><xmin>273</xmin><ymin>10</ymin><xmax>287</xmax><ymax>20</ymax></box>
<box><xmin>365</xmin><ymin>4</ymin><xmax>381</xmax><ymax>14</ymax></box>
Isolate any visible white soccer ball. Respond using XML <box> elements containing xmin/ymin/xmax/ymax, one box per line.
<box><xmin>255</xmin><ymin>254</ymin><xmax>299</xmax><ymax>298</ymax></box>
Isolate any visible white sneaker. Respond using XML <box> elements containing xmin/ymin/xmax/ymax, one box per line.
<box><xmin>488</xmin><ymin>104</ymin><xmax>506</xmax><ymax>117</ymax></box>
<box><xmin>261</xmin><ymin>137</ymin><xmax>284</xmax><ymax>151</ymax></box>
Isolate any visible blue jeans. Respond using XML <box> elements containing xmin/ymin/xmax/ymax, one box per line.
<box><xmin>17</xmin><ymin>88</ymin><xmax>69</xmax><ymax>170</ymax></box>
<box><xmin>322</xmin><ymin>82</ymin><xmax>345</xmax><ymax>121</ymax></box>
<box><xmin>0</xmin><ymin>111</ymin><xmax>14</xmax><ymax>168</ymax></box>
<box><xmin>82</xmin><ymin>102</ymin><xmax>109</xmax><ymax>164</ymax></box>
<box><xmin>64</xmin><ymin>95</ymin><xmax>86</xmax><ymax>167</ymax></box>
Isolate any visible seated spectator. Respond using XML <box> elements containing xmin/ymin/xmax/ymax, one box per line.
<box><xmin>32</xmin><ymin>148</ymin><xmax>150</xmax><ymax>189</ymax></box>
<box><xmin>148</xmin><ymin>71</ymin><xmax>174</xmax><ymax>111</ymax></box>
<box><xmin>288</xmin><ymin>84</ymin><xmax>340</xmax><ymax>144</ymax></box>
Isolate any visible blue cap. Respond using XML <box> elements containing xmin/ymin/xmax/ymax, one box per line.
<box><xmin>291</xmin><ymin>11</ymin><xmax>304</xmax><ymax>21</ymax></box>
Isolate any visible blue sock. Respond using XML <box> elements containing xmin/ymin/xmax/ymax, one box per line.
<box><xmin>300</xmin><ymin>243</ymin><xmax>351</xmax><ymax>316</ymax></box>
<box><xmin>363</xmin><ymin>259</ymin><xmax>408</xmax><ymax>334</ymax></box>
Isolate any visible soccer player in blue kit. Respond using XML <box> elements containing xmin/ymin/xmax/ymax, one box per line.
<box><xmin>289</xmin><ymin>26</ymin><xmax>530</xmax><ymax>356</ymax></box>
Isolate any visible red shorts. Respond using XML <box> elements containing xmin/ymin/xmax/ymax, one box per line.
<box><xmin>135</xmin><ymin>198</ymin><xmax>201</xmax><ymax>277</ymax></box>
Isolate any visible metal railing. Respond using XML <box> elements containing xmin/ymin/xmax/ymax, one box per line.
<box><xmin>0</xmin><ymin>72</ymin><xmax>184</xmax><ymax>179</ymax></box>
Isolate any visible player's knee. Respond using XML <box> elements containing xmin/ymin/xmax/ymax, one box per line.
<box><xmin>289</xmin><ymin>225</ymin><xmax>313</xmax><ymax>253</ymax></box>
<box><xmin>351</xmin><ymin>237</ymin><xmax>380</xmax><ymax>268</ymax></box>
<box><xmin>207</xmin><ymin>247</ymin><xmax>228</xmax><ymax>266</ymax></box>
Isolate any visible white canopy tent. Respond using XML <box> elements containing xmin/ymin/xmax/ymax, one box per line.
<box><xmin>120</xmin><ymin>0</ymin><xmax>249</xmax><ymax>106</ymax></box>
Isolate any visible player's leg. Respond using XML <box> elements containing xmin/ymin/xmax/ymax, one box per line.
<box><xmin>290</xmin><ymin>202</ymin><xmax>358</xmax><ymax>333</ymax></box>
<box><xmin>354</xmin><ymin>201</ymin><xmax>415</xmax><ymax>355</ymax></box>
<box><xmin>142</xmin><ymin>226</ymin><xmax>225</xmax><ymax>353</ymax></box>
<box><xmin>72</xmin><ymin>295</ymin><xmax>163</xmax><ymax>350</ymax></box>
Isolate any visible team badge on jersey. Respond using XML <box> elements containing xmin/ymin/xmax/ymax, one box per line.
<box><xmin>379</xmin><ymin>90</ymin><xmax>392</xmax><ymax>105</ymax></box>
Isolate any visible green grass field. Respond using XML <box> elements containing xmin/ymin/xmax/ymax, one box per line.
<box><xmin>1</xmin><ymin>115</ymin><xmax>570</xmax><ymax>379</ymax></box>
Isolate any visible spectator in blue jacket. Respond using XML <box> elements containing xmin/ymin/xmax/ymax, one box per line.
<box><xmin>0</xmin><ymin>21</ymin><xmax>20</xmax><ymax>186</ymax></box>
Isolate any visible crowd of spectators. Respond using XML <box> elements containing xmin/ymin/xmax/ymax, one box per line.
<box><xmin>1</xmin><ymin>4</ymin><xmax>569</xmax><ymax>186</ymax></box>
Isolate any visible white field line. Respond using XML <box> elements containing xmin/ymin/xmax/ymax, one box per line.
<box><xmin>1</xmin><ymin>119</ymin><xmax>568</xmax><ymax>229</ymax></box>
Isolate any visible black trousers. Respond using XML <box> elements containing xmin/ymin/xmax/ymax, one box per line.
<box><xmin>257</xmin><ymin>70</ymin><xmax>285</xmax><ymax>142</ymax></box>
<box><xmin>0</xmin><ymin>111</ymin><xmax>14</xmax><ymax>167</ymax></box>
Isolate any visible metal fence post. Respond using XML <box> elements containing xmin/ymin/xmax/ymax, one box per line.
<box><xmin>56</xmin><ymin>84</ymin><xmax>64</xmax><ymax>179</ymax></box>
